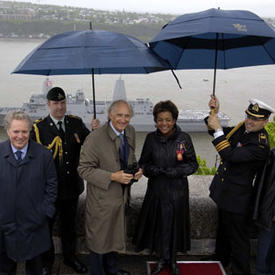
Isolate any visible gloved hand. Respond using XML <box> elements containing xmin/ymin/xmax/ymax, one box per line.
<box><xmin>164</xmin><ymin>167</ymin><xmax>178</xmax><ymax>178</ymax></box>
<box><xmin>145</xmin><ymin>166</ymin><xmax>165</xmax><ymax>177</ymax></box>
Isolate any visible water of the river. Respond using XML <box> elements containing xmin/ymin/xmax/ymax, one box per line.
<box><xmin>1</xmin><ymin>38</ymin><xmax>275</xmax><ymax>166</ymax></box>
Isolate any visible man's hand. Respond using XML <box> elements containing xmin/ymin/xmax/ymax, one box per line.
<box><xmin>208</xmin><ymin>114</ymin><xmax>222</xmax><ymax>131</ymax></box>
<box><xmin>91</xmin><ymin>119</ymin><xmax>100</xmax><ymax>130</ymax></box>
<box><xmin>209</xmin><ymin>95</ymin><xmax>220</xmax><ymax>114</ymax></box>
<box><xmin>110</xmin><ymin>170</ymin><xmax>134</xmax><ymax>185</ymax></box>
<box><xmin>134</xmin><ymin>168</ymin><xmax>143</xmax><ymax>181</ymax></box>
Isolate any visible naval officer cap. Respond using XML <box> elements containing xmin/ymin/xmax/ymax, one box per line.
<box><xmin>245</xmin><ymin>98</ymin><xmax>274</xmax><ymax>119</ymax></box>
<box><xmin>47</xmin><ymin>87</ymin><xmax>66</xmax><ymax>101</ymax></box>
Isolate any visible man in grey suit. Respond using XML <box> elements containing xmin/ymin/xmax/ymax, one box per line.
<box><xmin>78</xmin><ymin>100</ymin><xmax>142</xmax><ymax>275</ymax></box>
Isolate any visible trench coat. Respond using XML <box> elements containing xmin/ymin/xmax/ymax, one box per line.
<box><xmin>0</xmin><ymin>139</ymin><xmax>57</xmax><ymax>261</ymax></box>
<box><xmin>133</xmin><ymin>125</ymin><xmax>198</xmax><ymax>258</ymax></box>
<box><xmin>78</xmin><ymin>122</ymin><xmax>136</xmax><ymax>254</ymax></box>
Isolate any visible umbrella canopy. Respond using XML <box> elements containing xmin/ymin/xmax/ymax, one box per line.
<box><xmin>150</xmin><ymin>8</ymin><xmax>275</xmax><ymax>96</ymax></box>
<box><xmin>13</xmin><ymin>29</ymin><xmax>169</xmax><ymax>117</ymax></box>
<box><xmin>14</xmin><ymin>30</ymin><xmax>168</xmax><ymax>75</ymax></box>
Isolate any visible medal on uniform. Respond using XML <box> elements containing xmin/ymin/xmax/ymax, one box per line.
<box><xmin>176</xmin><ymin>142</ymin><xmax>185</xmax><ymax>161</ymax></box>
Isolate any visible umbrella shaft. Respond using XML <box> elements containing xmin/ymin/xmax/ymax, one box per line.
<box><xmin>212</xmin><ymin>33</ymin><xmax>219</xmax><ymax>96</ymax></box>
<box><xmin>92</xmin><ymin>69</ymin><xmax>96</xmax><ymax>119</ymax></box>
<box><xmin>212</xmin><ymin>67</ymin><xmax>217</xmax><ymax>97</ymax></box>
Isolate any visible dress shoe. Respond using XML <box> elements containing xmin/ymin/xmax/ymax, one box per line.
<box><xmin>42</xmin><ymin>267</ymin><xmax>52</xmax><ymax>275</ymax></box>
<box><xmin>107</xmin><ymin>269</ymin><xmax>131</xmax><ymax>275</ymax></box>
<box><xmin>151</xmin><ymin>260</ymin><xmax>167</xmax><ymax>275</ymax></box>
<box><xmin>63</xmin><ymin>257</ymin><xmax>88</xmax><ymax>273</ymax></box>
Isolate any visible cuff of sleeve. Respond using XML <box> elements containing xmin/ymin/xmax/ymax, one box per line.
<box><xmin>214</xmin><ymin>129</ymin><xmax>224</xmax><ymax>139</ymax></box>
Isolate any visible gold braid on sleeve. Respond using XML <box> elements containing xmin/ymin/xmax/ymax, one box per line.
<box><xmin>33</xmin><ymin>123</ymin><xmax>63</xmax><ymax>160</ymax></box>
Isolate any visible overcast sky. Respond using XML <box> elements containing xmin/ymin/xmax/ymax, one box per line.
<box><xmin>7</xmin><ymin>0</ymin><xmax>275</xmax><ymax>17</ymax></box>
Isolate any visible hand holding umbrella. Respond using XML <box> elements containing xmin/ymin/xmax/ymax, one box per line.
<box><xmin>91</xmin><ymin>118</ymin><xmax>100</xmax><ymax>130</ymax></box>
<box><xmin>209</xmin><ymin>95</ymin><xmax>220</xmax><ymax>116</ymax></box>
<box><xmin>208</xmin><ymin>95</ymin><xmax>222</xmax><ymax>131</ymax></box>
<box><xmin>208</xmin><ymin>111</ymin><xmax>222</xmax><ymax>131</ymax></box>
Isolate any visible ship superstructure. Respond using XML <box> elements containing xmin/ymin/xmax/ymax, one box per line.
<box><xmin>0</xmin><ymin>78</ymin><xmax>230</xmax><ymax>132</ymax></box>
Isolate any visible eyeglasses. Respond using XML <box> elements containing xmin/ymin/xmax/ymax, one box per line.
<box><xmin>246</xmin><ymin>114</ymin><xmax>267</xmax><ymax>121</ymax></box>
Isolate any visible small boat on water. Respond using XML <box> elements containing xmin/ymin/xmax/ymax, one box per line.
<box><xmin>0</xmin><ymin>78</ymin><xmax>230</xmax><ymax>132</ymax></box>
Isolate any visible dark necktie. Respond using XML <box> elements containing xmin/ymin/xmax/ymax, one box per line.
<box><xmin>119</xmin><ymin>134</ymin><xmax>129</xmax><ymax>170</ymax></box>
<box><xmin>57</xmin><ymin>121</ymin><xmax>65</xmax><ymax>139</ymax></box>
<box><xmin>15</xmin><ymin>150</ymin><xmax>22</xmax><ymax>163</ymax></box>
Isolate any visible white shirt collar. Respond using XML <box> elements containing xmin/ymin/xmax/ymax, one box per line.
<box><xmin>50</xmin><ymin>114</ymin><xmax>65</xmax><ymax>126</ymax></box>
<box><xmin>109</xmin><ymin>121</ymin><xmax>124</xmax><ymax>136</ymax></box>
<box><xmin>11</xmin><ymin>143</ymin><xmax>28</xmax><ymax>160</ymax></box>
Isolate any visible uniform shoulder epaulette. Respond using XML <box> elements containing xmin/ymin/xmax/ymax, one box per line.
<box><xmin>68</xmin><ymin>114</ymin><xmax>82</xmax><ymax>120</ymax></box>
<box><xmin>33</xmin><ymin>117</ymin><xmax>45</xmax><ymax>124</ymax></box>
<box><xmin>258</xmin><ymin>132</ymin><xmax>268</xmax><ymax>146</ymax></box>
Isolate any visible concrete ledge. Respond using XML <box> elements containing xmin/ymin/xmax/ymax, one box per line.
<box><xmin>53</xmin><ymin>175</ymin><xmax>257</xmax><ymax>255</ymax></box>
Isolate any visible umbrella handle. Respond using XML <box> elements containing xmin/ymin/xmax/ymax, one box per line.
<box><xmin>210</xmin><ymin>108</ymin><xmax>215</xmax><ymax>116</ymax></box>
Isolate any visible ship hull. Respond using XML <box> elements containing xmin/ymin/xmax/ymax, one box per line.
<box><xmin>0</xmin><ymin>111</ymin><xmax>229</xmax><ymax>132</ymax></box>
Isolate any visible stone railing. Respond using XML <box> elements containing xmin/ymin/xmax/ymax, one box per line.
<box><xmin>126</xmin><ymin>175</ymin><xmax>217</xmax><ymax>255</ymax></box>
<box><xmin>53</xmin><ymin>175</ymin><xmax>257</xmax><ymax>255</ymax></box>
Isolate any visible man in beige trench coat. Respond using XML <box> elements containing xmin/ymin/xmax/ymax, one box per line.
<box><xmin>78</xmin><ymin>100</ymin><xmax>142</xmax><ymax>275</ymax></box>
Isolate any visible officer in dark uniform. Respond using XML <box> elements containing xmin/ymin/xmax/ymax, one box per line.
<box><xmin>205</xmin><ymin>97</ymin><xmax>274</xmax><ymax>275</ymax></box>
<box><xmin>31</xmin><ymin>87</ymin><xmax>91</xmax><ymax>274</ymax></box>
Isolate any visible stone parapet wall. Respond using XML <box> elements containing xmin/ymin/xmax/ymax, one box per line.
<box><xmin>53</xmin><ymin>175</ymin><xmax>257</xmax><ymax>255</ymax></box>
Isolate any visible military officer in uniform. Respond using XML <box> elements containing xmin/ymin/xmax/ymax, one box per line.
<box><xmin>31</xmin><ymin>87</ymin><xmax>93</xmax><ymax>274</ymax></box>
<box><xmin>205</xmin><ymin>97</ymin><xmax>274</xmax><ymax>275</ymax></box>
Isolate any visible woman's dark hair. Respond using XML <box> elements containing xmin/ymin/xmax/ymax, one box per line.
<box><xmin>153</xmin><ymin>100</ymin><xmax>179</xmax><ymax>122</ymax></box>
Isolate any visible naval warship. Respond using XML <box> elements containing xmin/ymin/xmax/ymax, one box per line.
<box><xmin>0</xmin><ymin>78</ymin><xmax>230</xmax><ymax>132</ymax></box>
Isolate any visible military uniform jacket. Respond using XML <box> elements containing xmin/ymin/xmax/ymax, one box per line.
<box><xmin>209</xmin><ymin>121</ymin><xmax>270</xmax><ymax>215</ymax></box>
<box><xmin>31</xmin><ymin>114</ymin><xmax>90</xmax><ymax>200</ymax></box>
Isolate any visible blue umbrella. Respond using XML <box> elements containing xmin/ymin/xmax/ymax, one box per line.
<box><xmin>150</xmin><ymin>8</ymin><xmax>275</xmax><ymax>97</ymax></box>
<box><xmin>13</xmin><ymin>29</ymin><xmax>169</xmax><ymax>117</ymax></box>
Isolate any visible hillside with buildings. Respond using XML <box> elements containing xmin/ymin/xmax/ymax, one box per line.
<box><xmin>0</xmin><ymin>0</ymin><xmax>175</xmax><ymax>41</ymax></box>
<box><xmin>0</xmin><ymin>0</ymin><xmax>275</xmax><ymax>41</ymax></box>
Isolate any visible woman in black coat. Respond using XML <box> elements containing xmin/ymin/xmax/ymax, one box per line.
<box><xmin>133</xmin><ymin>100</ymin><xmax>198</xmax><ymax>275</ymax></box>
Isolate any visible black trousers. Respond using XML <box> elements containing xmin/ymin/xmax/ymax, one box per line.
<box><xmin>43</xmin><ymin>198</ymin><xmax>79</xmax><ymax>268</ymax></box>
<box><xmin>0</xmin><ymin>252</ymin><xmax>43</xmax><ymax>275</ymax></box>
<box><xmin>215</xmin><ymin>209</ymin><xmax>251</xmax><ymax>275</ymax></box>
<box><xmin>89</xmin><ymin>250</ymin><xmax>118</xmax><ymax>275</ymax></box>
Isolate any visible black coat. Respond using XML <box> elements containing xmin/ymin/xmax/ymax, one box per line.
<box><xmin>253</xmin><ymin>148</ymin><xmax>275</xmax><ymax>231</ymax></box>
<box><xmin>0</xmin><ymin>140</ymin><xmax>57</xmax><ymax>261</ymax></box>
<box><xmin>31</xmin><ymin>114</ymin><xmax>90</xmax><ymax>200</ymax></box>
<box><xmin>133</xmin><ymin>125</ymin><xmax>198</xmax><ymax>257</ymax></box>
<box><xmin>208</xmin><ymin>121</ymin><xmax>270</xmax><ymax>215</ymax></box>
